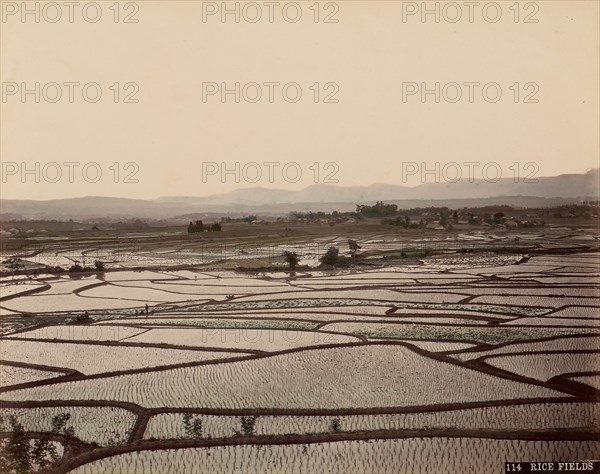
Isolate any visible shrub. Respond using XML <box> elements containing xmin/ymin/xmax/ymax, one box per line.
<box><xmin>329</xmin><ymin>418</ymin><xmax>341</xmax><ymax>432</ymax></box>
<box><xmin>51</xmin><ymin>413</ymin><xmax>74</xmax><ymax>437</ymax></box>
<box><xmin>182</xmin><ymin>414</ymin><xmax>202</xmax><ymax>439</ymax></box>
<box><xmin>319</xmin><ymin>247</ymin><xmax>351</xmax><ymax>268</ymax></box>
<box><xmin>320</xmin><ymin>247</ymin><xmax>340</xmax><ymax>266</ymax></box>
<box><xmin>68</xmin><ymin>263</ymin><xmax>84</xmax><ymax>273</ymax></box>
<box><xmin>234</xmin><ymin>416</ymin><xmax>258</xmax><ymax>436</ymax></box>
<box><xmin>94</xmin><ymin>260</ymin><xmax>105</xmax><ymax>271</ymax></box>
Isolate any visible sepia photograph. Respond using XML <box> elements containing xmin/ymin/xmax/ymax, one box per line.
<box><xmin>0</xmin><ymin>1</ymin><xmax>599</xmax><ymax>472</ymax></box>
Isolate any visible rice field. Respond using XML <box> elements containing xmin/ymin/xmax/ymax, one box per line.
<box><xmin>317</xmin><ymin>322</ymin><xmax>593</xmax><ymax>344</ymax></box>
<box><xmin>483</xmin><ymin>352</ymin><xmax>599</xmax><ymax>381</ymax></box>
<box><xmin>452</xmin><ymin>335</ymin><xmax>600</xmax><ymax>361</ymax></box>
<box><xmin>170</xmin><ymin>298</ymin><xmax>551</xmax><ymax>316</ymax></box>
<box><xmin>1</xmin><ymin>345</ymin><xmax>560</xmax><ymax>408</ymax></box>
<box><xmin>8</xmin><ymin>324</ymin><xmax>146</xmax><ymax>342</ymax></box>
<box><xmin>237</xmin><ymin>289</ymin><xmax>468</xmax><ymax>304</ymax></box>
<box><xmin>97</xmin><ymin>318</ymin><xmax>320</xmax><ymax>331</ymax></box>
<box><xmin>0</xmin><ymin>339</ymin><xmax>248</xmax><ymax>375</ymax></box>
<box><xmin>470</xmin><ymin>295</ymin><xmax>600</xmax><ymax>308</ymax></box>
<box><xmin>505</xmin><ymin>317</ymin><xmax>600</xmax><ymax>327</ymax></box>
<box><xmin>70</xmin><ymin>438</ymin><xmax>600</xmax><ymax>474</ymax></box>
<box><xmin>410</xmin><ymin>287</ymin><xmax>600</xmax><ymax>298</ymax></box>
<box><xmin>0</xmin><ymin>282</ymin><xmax>47</xmax><ymax>297</ymax></box>
<box><xmin>547</xmin><ymin>306</ymin><xmax>600</xmax><ymax>318</ymax></box>
<box><xmin>1</xmin><ymin>246</ymin><xmax>599</xmax><ymax>473</ymax></box>
<box><xmin>373</xmin><ymin>340</ymin><xmax>477</xmax><ymax>352</ymax></box>
<box><xmin>0</xmin><ymin>364</ymin><xmax>61</xmax><ymax>387</ymax></box>
<box><xmin>32</xmin><ymin>277</ymin><xmax>104</xmax><ymax>296</ymax></box>
<box><xmin>143</xmin><ymin>402</ymin><xmax>600</xmax><ymax>440</ymax></box>
<box><xmin>0</xmin><ymin>406</ymin><xmax>136</xmax><ymax>446</ymax></box>
<box><xmin>2</xmin><ymin>293</ymin><xmax>145</xmax><ymax>313</ymax></box>
<box><xmin>122</xmin><ymin>327</ymin><xmax>359</xmax><ymax>350</ymax></box>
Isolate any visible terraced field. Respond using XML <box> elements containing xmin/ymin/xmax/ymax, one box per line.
<box><xmin>1</xmin><ymin>248</ymin><xmax>599</xmax><ymax>473</ymax></box>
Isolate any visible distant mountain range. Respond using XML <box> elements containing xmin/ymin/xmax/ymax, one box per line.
<box><xmin>1</xmin><ymin>170</ymin><xmax>598</xmax><ymax>221</ymax></box>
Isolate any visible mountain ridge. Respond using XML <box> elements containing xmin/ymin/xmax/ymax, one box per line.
<box><xmin>2</xmin><ymin>170</ymin><xmax>598</xmax><ymax>220</ymax></box>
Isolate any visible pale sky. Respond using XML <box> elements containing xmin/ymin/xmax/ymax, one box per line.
<box><xmin>1</xmin><ymin>0</ymin><xmax>598</xmax><ymax>200</ymax></box>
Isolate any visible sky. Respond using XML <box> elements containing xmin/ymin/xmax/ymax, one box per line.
<box><xmin>1</xmin><ymin>0</ymin><xmax>598</xmax><ymax>200</ymax></box>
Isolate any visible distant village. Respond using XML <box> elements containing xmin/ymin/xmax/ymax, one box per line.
<box><xmin>1</xmin><ymin>202</ymin><xmax>599</xmax><ymax>238</ymax></box>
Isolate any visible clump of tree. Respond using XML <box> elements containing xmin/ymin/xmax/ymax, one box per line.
<box><xmin>289</xmin><ymin>210</ymin><xmax>360</xmax><ymax>224</ymax></box>
<box><xmin>221</xmin><ymin>215</ymin><xmax>257</xmax><ymax>223</ymax></box>
<box><xmin>187</xmin><ymin>221</ymin><xmax>222</xmax><ymax>233</ymax></box>
<box><xmin>468</xmin><ymin>215</ymin><xmax>482</xmax><ymax>225</ymax></box>
<box><xmin>381</xmin><ymin>216</ymin><xmax>420</xmax><ymax>228</ymax></box>
<box><xmin>552</xmin><ymin>204</ymin><xmax>596</xmax><ymax>219</ymax></box>
<box><xmin>482</xmin><ymin>212</ymin><xmax>506</xmax><ymax>225</ymax></box>
<box><xmin>188</xmin><ymin>220</ymin><xmax>204</xmax><ymax>233</ymax></box>
<box><xmin>282</xmin><ymin>251</ymin><xmax>300</xmax><ymax>271</ymax></box>
<box><xmin>3</xmin><ymin>258</ymin><xmax>24</xmax><ymax>277</ymax></box>
<box><xmin>0</xmin><ymin>413</ymin><xmax>74</xmax><ymax>474</ymax></box>
<box><xmin>71</xmin><ymin>312</ymin><xmax>93</xmax><ymax>325</ymax></box>
<box><xmin>356</xmin><ymin>201</ymin><xmax>398</xmax><ymax>217</ymax></box>
<box><xmin>68</xmin><ymin>262</ymin><xmax>96</xmax><ymax>273</ymax></box>
<box><xmin>113</xmin><ymin>219</ymin><xmax>148</xmax><ymax>231</ymax></box>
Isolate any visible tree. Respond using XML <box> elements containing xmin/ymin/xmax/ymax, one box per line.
<box><xmin>0</xmin><ymin>417</ymin><xmax>31</xmax><ymax>474</ymax></box>
<box><xmin>187</xmin><ymin>220</ymin><xmax>205</xmax><ymax>233</ymax></box>
<box><xmin>348</xmin><ymin>239</ymin><xmax>361</xmax><ymax>258</ymax></box>
<box><xmin>94</xmin><ymin>260</ymin><xmax>105</xmax><ymax>272</ymax></box>
<box><xmin>31</xmin><ymin>435</ymin><xmax>58</xmax><ymax>471</ymax></box>
<box><xmin>282</xmin><ymin>251</ymin><xmax>300</xmax><ymax>271</ymax></box>
<box><xmin>439</xmin><ymin>207</ymin><xmax>451</xmax><ymax>228</ymax></box>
